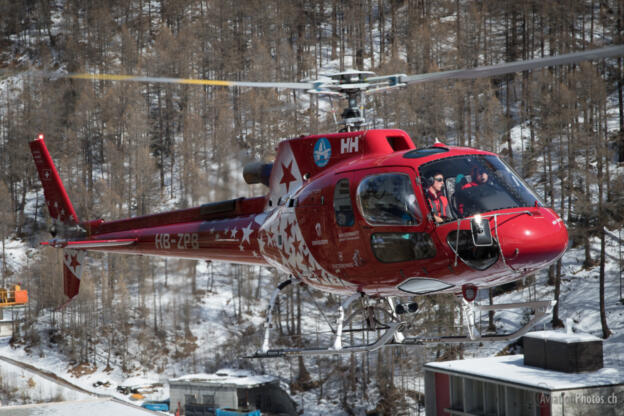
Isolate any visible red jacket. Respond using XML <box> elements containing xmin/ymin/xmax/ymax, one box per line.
<box><xmin>458</xmin><ymin>181</ymin><xmax>480</xmax><ymax>214</ymax></box>
<box><xmin>461</xmin><ymin>181</ymin><xmax>479</xmax><ymax>190</ymax></box>
<box><xmin>427</xmin><ymin>188</ymin><xmax>450</xmax><ymax>219</ymax></box>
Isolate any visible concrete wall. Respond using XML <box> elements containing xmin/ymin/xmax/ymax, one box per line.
<box><xmin>169</xmin><ymin>381</ymin><xmax>297</xmax><ymax>416</ymax></box>
<box><xmin>424</xmin><ymin>370</ymin><xmax>436</xmax><ymax>416</ymax></box>
<box><xmin>0</xmin><ymin>322</ymin><xmax>13</xmax><ymax>337</ymax></box>
<box><xmin>424</xmin><ymin>370</ymin><xmax>623</xmax><ymax>416</ymax></box>
<box><xmin>549</xmin><ymin>386</ymin><xmax>623</xmax><ymax>416</ymax></box>
<box><xmin>169</xmin><ymin>383</ymin><xmax>237</xmax><ymax>413</ymax></box>
<box><xmin>247</xmin><ymin>384</ymin><xmax>297</xmax><ymax>416</ymax></box>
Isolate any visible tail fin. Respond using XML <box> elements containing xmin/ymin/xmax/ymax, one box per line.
<box><xmin>29</xmin><ymin>134</ymin><xmax>79</xmax><ymax>225</ymax></box>
<box><xmin>63</xmin><ymin>249</ymin><xmax>86</xmax><ymax>299</ymax></box>
<box><xmin>31</xmin><ymin>135</ymin><xmax>85</xmax><ymax>301</ymax></box>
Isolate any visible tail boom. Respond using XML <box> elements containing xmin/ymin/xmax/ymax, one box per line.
<box><xmin>86</xmin><ymin>214</ymin><xmax>268</xmax><ymax>265</ymax></box>
<box><xmin>32</xmin><ymin>134</ymin><xmax>271</xmax><ymax>302</ymax></box>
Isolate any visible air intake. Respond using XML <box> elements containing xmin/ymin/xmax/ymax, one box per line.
<box><xmin>243</xmin><ymin>161</ymin><xmax>273</xmax><ymax>186</ymax></box>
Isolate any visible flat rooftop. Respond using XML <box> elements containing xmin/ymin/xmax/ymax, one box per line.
<box><xmin>169</xmin><ymin>368</ymin><xmax>277</xmax><ymax>388</ymax></box>
<box><xmin>523</xmin><ymin>330</ymin><xmax>602</xmax><ymax>343</ymax></box>
<box><xmin>425</xmin><ymin>355</ymin><xmax>624</xmax><ymax>391</ymax></box>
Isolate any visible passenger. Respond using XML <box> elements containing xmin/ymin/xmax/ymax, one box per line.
<box><xmin>426</xmin><ymin>172</ymin><xmax>451</xmax><ymax>223</ymax></box>
<box><xmin>457</xmin><ymin>166</ymin><xmax>489</xmax><ymax>216</ymax></box>
<box><xmin>462</xmin><ymin>166</ymin><xmax>489</xmax><ymax>190</ymax></box>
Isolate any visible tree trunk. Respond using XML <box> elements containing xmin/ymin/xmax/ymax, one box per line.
<box><xmin>552</xmin><ymin>260</ymin><xmax>564</xmax><ymax>328</ymax></box>
<box><xmin>331</xmin><ymin>0</ymin><xmax>337</xmax><ymax>60</ymax></box>
<box><xmin>378</xmin><ymin>0</ymin><xmax>384</xmax><ymax>66</ymax></box>
<box><xmin>599</xmin><ymin>230</ymin><xmax>611</xmax><ymax>338</ymax></box>
<box><xmin>191</xmin><ymin>260</ymin><xmax>197</xmax><ymax>295</ymax></box>
<box><xmin>487</xmin><ymin>288</ymin><xmax>495</xmax><ymax>332</ymax></box>
<box><xmin>618</xmin><ymin>56</ymin><xmax>623</xmax><ymax>162</ymax></box>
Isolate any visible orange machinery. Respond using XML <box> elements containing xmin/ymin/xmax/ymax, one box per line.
<box><xmin>0</xmin><ymin>284</ymin><xmax>28</xmax><ymax>306</ymax></box>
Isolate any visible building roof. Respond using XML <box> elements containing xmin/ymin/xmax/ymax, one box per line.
<box><xmin>523</xmin><ymin>330</ymin><xmax>602</xmax><ymax>343</ymax></box>
<box><xmin>0</xmin><ymin>398</ymin><xmax>157</xmax><ymax>415</ymax></box>
<box><xmin>425</xmin><ymin>355</ymin><xmax>624</xmax><ymax>392</ymax></box>
<box><xmin>169</xmin><ymin>368</ymin><xmax>277</xmax><ymax>388</ymax></box>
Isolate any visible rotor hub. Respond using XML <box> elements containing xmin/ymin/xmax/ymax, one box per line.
<box><xmin>306</xmin><ymin>70</ymin><xmax>406</xmax><ymax>130</ymax></box>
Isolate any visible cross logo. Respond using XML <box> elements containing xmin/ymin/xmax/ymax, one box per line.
<box><xmin>313</xmin><ymin>137</ymin><xmax>331</xmax><ymax>167</ymax></box>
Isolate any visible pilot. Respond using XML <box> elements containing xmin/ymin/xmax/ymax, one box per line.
<box><xmin>426</xmin><ymin>172</ymin><xmax>450</xmax><ymax>223</ymax></box>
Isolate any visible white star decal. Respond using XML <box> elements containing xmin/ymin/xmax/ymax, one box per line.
<box><xmin>241</xmin><ymin>222</ymin><xmax>253</xmax><ymax>244</ymax></box>
<box><xmin>239</xmin><ymin>244</ymin><xmax>244</xmax><ymax>251</ymax></box>
<box><xmin>258</xmin><ymin>237</ymin><xmax>265</xmax><ymax>252</ymax></box>
<box><xmin>230</xmin><ymin>227</ymin><xmax>238</xmax><ymax>238</ymax></box>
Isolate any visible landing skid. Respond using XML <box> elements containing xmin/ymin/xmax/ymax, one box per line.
<box><xmin>391</xmin><ymin>300</ymin><xmax>556</xmax><ymax>346</ymax></box>
<box><xmin>250</xmin><ymin>280</ymin><xmax>555</xmax><ymax>358</ymax></box>
<box><xmin>246</xmin><ymin>323</ymin><xmax>403</xmax><ymax>358</ymax></box>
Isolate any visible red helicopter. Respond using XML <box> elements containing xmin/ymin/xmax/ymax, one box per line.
<box><xmin>31</xmin><ymin>45</ymin><xmax>624</xmax><ymax>357</ymax></box>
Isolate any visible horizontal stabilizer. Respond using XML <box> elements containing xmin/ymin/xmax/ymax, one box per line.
<box><xmin>42</xmin><ymin>238</ymin><xmax>138</xmax><ymax>249</ymax></box>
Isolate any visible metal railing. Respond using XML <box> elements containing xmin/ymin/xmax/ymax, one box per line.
<box><xmin>448</xmin><ymin>210</ymin><xmax>534</xmax><ymax>268</ymax></box>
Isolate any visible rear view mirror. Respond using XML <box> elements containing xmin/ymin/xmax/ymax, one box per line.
<box><xmin>471</xmin><ymin>214</ymin><xmax>493</xmax><ymax>246</ymax></box>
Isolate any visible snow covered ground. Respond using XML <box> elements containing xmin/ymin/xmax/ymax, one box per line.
<box><xmin>0</xmin><ymin>355</ymin><xmax>92</xmax><ymax>405</ymax></box>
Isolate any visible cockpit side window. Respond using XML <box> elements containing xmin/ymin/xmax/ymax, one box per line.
<box><xmin>357</xmin><ymin>173</ymin><xmax>422</xmax><ymax>226</ymax></box>
<box><xmin>333</xmin><ymin>179</ymin><xmax>354</xmax><ymax>227</ymax></box>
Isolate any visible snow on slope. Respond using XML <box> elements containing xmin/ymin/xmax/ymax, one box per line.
<box><xmin>0</xmin><ymin>354</ymin><xmax>92</xmax><ymax>405</ymax></box>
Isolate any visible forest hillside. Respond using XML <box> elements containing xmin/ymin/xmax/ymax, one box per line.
<box><xmin>0</xmin><ymin>1</ymin><xmax>623</xmax><ymax>414</ymax></box>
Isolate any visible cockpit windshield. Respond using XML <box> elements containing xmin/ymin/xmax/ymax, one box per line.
<box><xmin>419</xmin><ymin>155</ymin><xmax>543</xmax><ymax>220</ymax></box>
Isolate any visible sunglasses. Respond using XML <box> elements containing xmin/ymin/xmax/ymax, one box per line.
<box><xmin>434</xmin><ymin>177</ymin><xmax>444</xmax><ymax>182</ymax></box>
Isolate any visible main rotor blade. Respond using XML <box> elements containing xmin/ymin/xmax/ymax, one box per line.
<box><xmin>402</xmin><ymin>44</ymin><xmax>624</xmax><ymax>84</ymax></box>
<box><xmin>61</xmin><ymin>73</ymin><xmax>316</xmax><ymax>90</ymax></box>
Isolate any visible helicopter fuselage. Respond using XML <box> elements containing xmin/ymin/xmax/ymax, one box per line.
<box><xmin>42</xmin><ymin>129</ymin><xmax>568</xmax><ymax>298</ymax></box>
